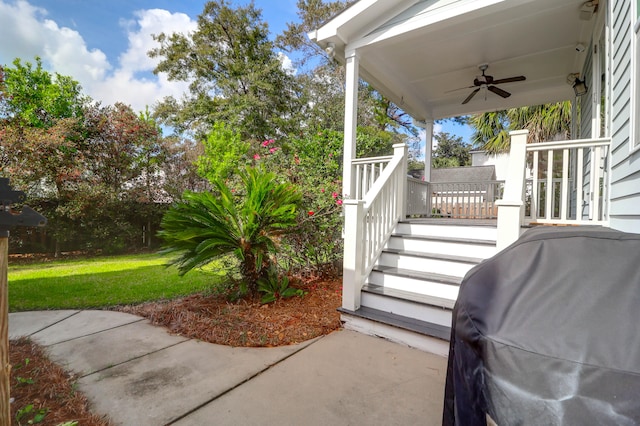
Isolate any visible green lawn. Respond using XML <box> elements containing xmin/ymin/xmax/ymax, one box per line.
<box><xmin>8</xmin><ymin>253</ymin><xmax>224</xmax><ymax>312</ymax></box>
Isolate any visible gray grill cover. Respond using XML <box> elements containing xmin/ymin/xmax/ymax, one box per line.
<box><xmin>443</xmin><ymin>226</ymin><xmax>640</xmax><ymax>425</ymax></box>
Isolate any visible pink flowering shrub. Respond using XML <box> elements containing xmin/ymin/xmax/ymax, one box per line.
<box><xmin>255</xmin><ymin>130</ymin><xmax>344</xmax><ymax>276</ymax></box>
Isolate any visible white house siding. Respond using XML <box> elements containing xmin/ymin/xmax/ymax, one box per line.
<box><xmin>609</xmin><ymin>0</ymin><xmax>640</xmax><ymax>233</ymax></box>
<box><xmin>579</xmin><ymin>42</ymin><xmax>595</xmax><ymax>220</ymax></box>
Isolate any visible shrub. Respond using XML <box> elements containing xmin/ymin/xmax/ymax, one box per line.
<box><xmin>159</xmin><ymin>166</ymin><xmax>301</xmax><ymax>297</ymax></box>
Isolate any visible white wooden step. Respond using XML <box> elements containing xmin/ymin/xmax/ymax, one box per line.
<box><xmin>360</xmin><ymin>285</ymin><xmax>453</xmax><ymax>327</ymax></box>
<box><xmin>396</xmin><ymin>221</ymin><xmax>497</xmax><ymax>241</ymax></box>
<box><xmin>378</xmin><ymin>249</ymin><xmax>480</xmax><ymax>277</ymax></box>
<box><xmin>368</xmin><ymin>268</ymin><xmax>460</xmax><ymax>300</ymax></box>
<box><xmin>387</xmin><ymin>234</ymin><xmax>497</xmax><ymax>258</ymax></box>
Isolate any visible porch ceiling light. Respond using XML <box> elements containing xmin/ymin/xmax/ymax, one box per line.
<box><xmin>580</xmin><ymin>1</ymin><xmax>596</xmax><ymax>20</ymax></box>
<box><xmin>572</xmin><ymin>77</ymin><xmax>588</xmax><ymax>97</ymax></box>
<box><xmin>325</xmin><ymin>42</ymin><xmax>335</xmax><ymax>58</ymax></box>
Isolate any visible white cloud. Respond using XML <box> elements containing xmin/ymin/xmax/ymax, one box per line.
<box><xmin>0</xmin><ymin>1</ymin><xmax>49</xmax><ymax>64</ymax></box>
<box><xmin>118</xmin><ymin>9</ymin><xmax>194</xmax><ymax>74</ymax></box>
<box><xmin>0</xmin><ymin>1</ymin><xmax>197</xmax><ymax>113</ymax></box>
<box><xmin>277</xmin><ymin>51</ymin><xmax>296</xmax><ymax>76</ymax></box>
<box><xmin>0</xmin><ymin>1</ymin><xmax>110</xmax><ymax>87</ymax></box>
<box><xmin>91</xmin><ymin>9</ymin><xmax>197</xmax><ymax>111</ymax></box>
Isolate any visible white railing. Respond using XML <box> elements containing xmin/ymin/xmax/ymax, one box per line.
<box><xmin>342</xmin><ymin>144</ymin><xmax>407</xmax><ymax>311</ymax></box>
<box><xmin>353</xmin><ymin>156</ymin><xmax>393</xmax><ymax>200</ymax></box>
<box><xmin>406</xmin><ymin>177</ymin><xmax>504</xmax><ymax>218</ymax></box>
<box><xmin>525</xmin><ymin>138</ymin><xmax>610</xmax><ymax>224</ymax></box>
<box><xmin>429</xmin><ymin>181</ymin><xmax>504</xmax><ymax>219</ymax></box>
<box><xmin>406</xmin><ymin>177</ymin><xmax>430</xmax><ymax>216</ymax></box>
<box><xmin>497</xmin><ymin>130</ymin><xmax>611</xmax><ymax>250</ymax></box>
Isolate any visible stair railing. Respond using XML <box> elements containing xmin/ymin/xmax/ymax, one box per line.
<box><xmin>353</xmin><ymin>156</ymin><xmax>394</xmax><ymax>200</ymax></box>
<box><xmin>342</xmin><ymin>143</ymin><xmax>407</xmax><ymax>311</ymax></box>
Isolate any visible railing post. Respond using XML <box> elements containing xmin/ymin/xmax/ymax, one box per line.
<box><xmin>394</xmin><ymin>143</ymin><xmax>408</xmax><ymax>219</ymax></box>
<box><xmin>342</xmin><ymin>199</ymin><xmax>365</xmax><ymax>311</ymax></box>
<box><xmin>496</xmin><ymin>130</ymin><xmax>529</xmax><ymax>251</ymax></box>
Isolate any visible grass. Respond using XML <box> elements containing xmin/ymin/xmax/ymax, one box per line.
<box><xmin>8</xmin><ymin>252</ymin><xmax>225</xmax><ymax>312</ymax></box>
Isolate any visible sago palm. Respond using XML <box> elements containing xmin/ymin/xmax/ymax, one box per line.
<box><xmin>159</xmin><ymin>166</ymin><xmax>301</xmax><ymax>297</ymax></box>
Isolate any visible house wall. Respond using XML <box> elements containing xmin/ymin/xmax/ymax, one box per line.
<box><xmin>609</xmin><ymin>0</ymin><xmax>640</xmax><ymax>233</ymax></box>
<box><xmin>470</xmin><ymin>151</ymin><xmax>510</xmax><ymax>180</ymax></box>
<box><xmin>579</xmin><ymin>46</ymin><xmax>594</xmax><ymax>220</ymax></box>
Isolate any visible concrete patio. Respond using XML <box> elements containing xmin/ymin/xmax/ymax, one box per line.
<box><xmin>9</xmin><ymin>310</ymin><xmax>448</xmax><ymax>425</ymax></box>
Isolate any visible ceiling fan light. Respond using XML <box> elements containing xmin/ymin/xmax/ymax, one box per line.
<box><xmin>573</xmin><ymin>78</ymin><xmax>588</xmax><ymax>96</ymax></box>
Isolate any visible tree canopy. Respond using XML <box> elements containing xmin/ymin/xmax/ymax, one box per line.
<box><xmin>150</xmin><ymin>0</ymin><xmax>299</xmax><ymax>140</ymax></box>
<box><xmin>0</xmin><ymin>57</ymin><xmax>86</xmax><ymax>128</ymax></box>
<box><xmin>432</xmin><ymin>132</ymin><xmax>471</xmax><ymax>168</ymax></box>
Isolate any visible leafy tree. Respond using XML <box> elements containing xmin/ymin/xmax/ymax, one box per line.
<box><xmin>196</xmin><ymin>122</ymin><xmax>250</xmax><ymax>183</ymax></box>
<box><xmin>470</xmin><ymin>102</ymin><xmax>572</xmax><ymax>153</ymax></box>
<box><xmin>277</xmin><ymin>1</ymin><xmax>417</xmax><ymax>136</ymax></box>
<box><xmin>432</xmin><ymin>132</ymin><xmax>471</xmax><ymax>168</ymax></box>
<box><xmin>82</xmin><ymin>102</ymin><xmax>161</xmax><ymax>194</ymax></box>
<box><xmin>0</xmin><ymin>57</ymin><xmax>85</xmax><ymax>128</ymax></box>
<box><xmin>159</xmin><ymin>166</ymin><xmax>302</xmax><ymax>297</ymax></box>
<box><xmin>276</xmin><ymin>0</ymin><xmax>356</xmax><ymax>70</ymax></box>
<box><xmin>149</xmin><ymin>0</ymin><xmax>299</xmax><ymax>140</ymax></box>
<box><xmin>0</xmin><ymin>58</ymin><xmax>87</xmax><ymax>196</ymax></box>
<box><xmin>161</xmin><ymin>136</ymin><xmax>208</xmax><ymax>200</ymax></box>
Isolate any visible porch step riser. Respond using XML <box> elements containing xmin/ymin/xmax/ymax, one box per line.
<box><xmin>378</xmin><ymin>252</ymin><xmax>476</xmax><ymax>277</ymax></box>
<box><xmin>361</xmin><ymin>291</ymin><xmax>452</xmax><ymax>327</ymax></box>
<box><xmin>368</xmin><ymin>271</ymin><xmax>460</xmax><ymax>300</ymax></box>
<box><xmin>340</xmin><ymin>315</ymin><xmax>450</xmax><ymax>357</ymax></box>
<box><xmin>387</xmin><ymin>237</ymin><xmax>497</xmax><ymax>258</ymax></box>
<box><xmin>395</xmin><ymin>223</ymin><xmax>498</xmax><ymax>241</ymax></box>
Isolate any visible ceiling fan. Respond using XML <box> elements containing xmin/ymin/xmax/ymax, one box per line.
<box><xmin>457</xmin><ymin>64</ymin><xmax>526</xmax><ymax>104</ymax></box>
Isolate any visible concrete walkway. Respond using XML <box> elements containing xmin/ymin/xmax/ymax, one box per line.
<box><xmin>9</xmin><ymin>310</ymin><xmax>447</xmax><ymax>425</ymax></box>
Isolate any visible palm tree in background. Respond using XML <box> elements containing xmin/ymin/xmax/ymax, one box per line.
<box><xmin>470</xmin><ymin>101</ymin><xmax>573</xmax><ymax>153</ymax></box>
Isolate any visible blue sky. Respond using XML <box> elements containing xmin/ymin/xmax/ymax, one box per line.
<box><xmin>0</xmin><ymin>0</ymin><xmax>298</xmax><ymax>113</ymax></box>
<box><xmin>0</xmin><ymin>0</ymin><xmax>471</xmax><ymax>145</ymax></box>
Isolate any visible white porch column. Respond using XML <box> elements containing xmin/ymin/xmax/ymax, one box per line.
<box><xmin>343</xmin><ymin>51</ymin><xmax>359</xmax><ymax>199</ymax></box>
<box><xmin>496</xmin><ymin>130</ymin><xmax>528</xmax><ymax>251</ymax></box>
<box><xmin>423</xmin><ymin>119</ymin><xmax>434</xmax><ymax>182</ymax></box>
<box><xmin>394</xmin><ymin>143</ymin><xmax>409</xmax><ymax>219</ymax></box>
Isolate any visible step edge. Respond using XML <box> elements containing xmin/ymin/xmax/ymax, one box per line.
<box><xmin>371</xmin><ymin>266</ymin><xmax>463</xmax><ymax>286</ymax></box>
<box><xmin>391</xmin><ymin>233</ymin><xmax>497</xmax><ymax>246</ymax></box>
<box><xmin>362</xmin><ymin>284</ymin><xmax>456</xmax><ymax>309</ymax></box>
<box><xmin>339</xmin><ymin>306</ymin><xmax>451</xmax><ymax>341</ymax></box>
<box><xmin>380</xmin><ymin>248</ymin><xmax>483</xmax><ymax>264</ymax></box>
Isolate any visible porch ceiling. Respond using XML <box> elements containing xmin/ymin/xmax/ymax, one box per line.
<box><xmin>310</xmin><ymin>0</ymin><xmax>599</xmax><ymax>121</ymax></box>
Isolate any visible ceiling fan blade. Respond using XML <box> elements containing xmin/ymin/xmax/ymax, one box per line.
<box><xmin>445</xmin><ymin>85</ymin><xmax>476</xmax><ymax>94</ymax></box>
<box><xmin>491</xmin><ymin>76</ymin><xmax>526</xmax><ymax>85</ymax></box>
<box><xmin>462</xmin><ymin>88</ymin><xmax>481</xmax><ymax>104</ymax></box>
<box><xmin>488</xmin><ymin>85</ymin><xmax>511</xmax><ymax>98</ymax></box>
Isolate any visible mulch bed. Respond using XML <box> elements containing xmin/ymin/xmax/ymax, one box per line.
<box><xmin>116</xmin><ymin>277</ymin><xmax>343</xmax><ymax>347</ymax></box>
<box><xmin>9</xmin><ymin>337</ymin><xmax>112</xmax><ymax>426</ymax></box>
